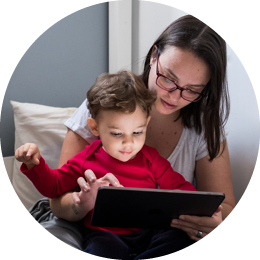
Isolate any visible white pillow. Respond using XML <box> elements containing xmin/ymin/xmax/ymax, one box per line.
<box><xmin>10</xmin><ymin>101</ymin><xmax>77</xmax><ymax>210</ymax></box>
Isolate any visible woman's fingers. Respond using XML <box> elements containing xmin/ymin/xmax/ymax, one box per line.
<box><xmin>171</xmin><ymin>221</ymin><xmax>207</xmax><ymax>241</ymax></box>
<box><xmin>170</xmin><ymin>206</ymin><xmax>223</xmax><ymax>241</ymax></box>
<box><xmin>171</xmin><ymin>214</ymin><xmax>220</xmax><ymax>231</ymax></box>
<box><xmin>171</xmin><ymin>217</ymin><xmax>213</xmax><ymax>234</ymax></box>
<box><xmin>212</xmin><ymin>205</ymin><xmax>223</xmax><ymax>216</ymax></box>
<box><xmin>171</xmin><ymin>217</ymin><xmax>211</xmax><ymax>241</ymax></box>
<box><xmin>182</xmin><ymin>215</ymin><xmax>219</xmax><ymax>228</ymax></box>
<box><xmin>178</xmin><ymin>205</ymin><xmax>222</xmax><ymax>228</ymax></box>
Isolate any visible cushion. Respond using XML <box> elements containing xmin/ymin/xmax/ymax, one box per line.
<box><xmin>10</xmin><ymin>101</ymin><xmax>77</xmax><ymax>210</ymax></box>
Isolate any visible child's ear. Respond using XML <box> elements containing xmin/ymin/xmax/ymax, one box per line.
<box><xmin>146</xmin><ymin>115</ymin><xmax>151</xmax><ymax>126</ymax></box>
<box><xmin>87</xmin><ymin>118</ymin><xmax>99</xmax><ymax>136</ymax></box>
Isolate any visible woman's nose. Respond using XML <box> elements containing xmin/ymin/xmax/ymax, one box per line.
<box><xmin>169</xmin><ymin>88</ymin><xmax>182</xmax><ymax>101</ymax></box>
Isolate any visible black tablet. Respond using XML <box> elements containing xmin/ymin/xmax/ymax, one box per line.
<box><xmin>91</xmin><ymin>187</ymin><xmax>225</xmax><ymax>229</ymax></box>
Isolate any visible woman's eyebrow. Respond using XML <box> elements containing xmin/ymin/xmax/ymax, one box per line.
<box><xmin>164</xmin><ymin>66</ymin><xmax>179</xmax><ymax>80</ymax></box>
<box><xmin>164</xmin><ymin>67</ymin><xmax>207</xmax><ymax>88</ymax></box>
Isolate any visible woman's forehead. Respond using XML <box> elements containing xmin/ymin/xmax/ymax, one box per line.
<box><xmin>159</xmin><ymin>46</ymin><xmax>211</xmax><ymax>85</ymax></box>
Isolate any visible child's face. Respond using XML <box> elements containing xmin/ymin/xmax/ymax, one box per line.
<box><xmin>93</xmin><ymin>106</ymin><xmax>150</xmax><ymax>162</ymax></box>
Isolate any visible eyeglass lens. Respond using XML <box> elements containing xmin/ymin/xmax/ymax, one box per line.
<box><xmin>156</xmin><ymin>75</ymin><xmax>201</xmax><ymax>101</ymax></box>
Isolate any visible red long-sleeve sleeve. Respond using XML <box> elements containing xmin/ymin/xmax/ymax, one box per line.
<box><xmin>20</xmin><ymin>149</ymin><xmax>87</xmax><ymax>198</ymax></box>
<box><xmin>142</xmin><ymin>145</ymin><xmax>196</xmax><ymax>191</ymax></box>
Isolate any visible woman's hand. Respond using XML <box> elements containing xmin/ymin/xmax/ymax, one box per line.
<box><xmin>170</xmin><ymin>205</ymin><xmax>223</xmax><ymax>241</ymax></box>
<box><xmin>71</xmin><ymin>170</ymin><xmax>123</xmax><ymax>217</ymax></box>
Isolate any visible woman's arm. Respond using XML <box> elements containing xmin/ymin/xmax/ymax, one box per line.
<box><xmin>171</xmin><ymin>140</ymin><xmax>236</xmax><ymax>240</ymax></box>
<box><xmin>58</xmin><ymin>129</ymin><xmax>89</xmax><ymax>168</ymax></box>
<box><xmin>49</xmin><ymin>129</ymin><xmax>89</xmax><ymax>221</ymax></box>
<box><xmin>195</xmin><ymin>140</ymin><xmax>236</xmax><ymax>219</ymax></box>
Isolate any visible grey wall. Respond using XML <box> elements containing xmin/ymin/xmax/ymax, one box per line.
<box><xmin>0</xmin><ymin>3</ymin><xmax>108</xmax><ymax>157</ymax></box>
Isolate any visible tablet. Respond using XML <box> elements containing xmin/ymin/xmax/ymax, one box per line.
<box><xmin>91</xmin><ymin>187</ymin><xmax>225</xmax><ymax>229</ymax></box>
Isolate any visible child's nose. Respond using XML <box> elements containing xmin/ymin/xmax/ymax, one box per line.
<box><xmin>122</xmin><ymin>135</ymin><xmax>134</xmax><ymax>145</ymax></box>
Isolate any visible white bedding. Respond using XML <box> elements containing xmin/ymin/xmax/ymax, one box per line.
<box><xmin>6</xmin><ymin>101</ymin><xmax>77</xmax><ymax>209</ymax></box>
<box><xmin>4</xmin><ymin>156</ymin><xmax>14</xmax><ymax>182</ymax></box>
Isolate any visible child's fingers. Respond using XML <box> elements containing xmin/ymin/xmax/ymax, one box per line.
<box><xmin>24</xmin><ymin>143</ymin><xmax>39</xmax><ymax>157</ymax></box>
<box><xmin>72</xmin><ymin>191</ymin><xmax>81</xmax><ymax>204</ymax></box>
<box><xmin>23</xmin><ymin>143</ymin><xmax>40</xmax><ymax>164</ymax></box>
<box><xmin>23</xmin><ymin>143</ymin><xmax>34</xmax><ymax>159</ymax></box>
<box><xmin>25</xmin><ymin>143</ymin><xmax>34</xmax><ymax>157</ymax></box>
<box><xmin>100</xmin><ymin>173</ymin><xmax>122</xmax><ymax>187</ymax></box>
<box><xmin>77</xmin><ymin>177</ymin><xmax>90</xmax><ymax>192</ymax></box>
<box><xmin>15</xmin><ymin>143</ymin><xmax>40</xmax><ymax>166</ymax></box>
<box><xmin>31</xmin><ymin>156</ymin><xmax>40</xmax><ymax>165</ymax></box>
<box><xmin>15</xmin><ymin>144</ymin><xmax>30</xmax><ymax>162</ymax></box>
<box><xmin>84</xmin><ymin>169</ymin><xmax>97</xmax><ymax>184</ymax></box>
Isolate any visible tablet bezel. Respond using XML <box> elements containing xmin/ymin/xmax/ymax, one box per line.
<box><xmin>91</xmin><ymin>187</ymin><xmax>225</xmax><ymax>229</ymax></box>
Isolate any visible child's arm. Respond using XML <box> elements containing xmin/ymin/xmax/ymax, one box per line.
<box><xmin>15</xmin><ymin>143</ymin><xmax>41</xmax><ymax>169</ymax></box>
<box><xmin>151</xmin><ymin>151</ymin><xmax>197</xmax><ymax>191</ymax></box>
<box><xmin>18</xmin><ymin>147</ymin><xmax>87</xmax><ymax>199</ymax></box>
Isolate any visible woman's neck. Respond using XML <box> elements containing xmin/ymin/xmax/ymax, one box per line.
<box><xmin>145</xmin><ymin>107</ymin><xmax>184</xmax><ymax>159</ymax></box>
<box><xmin>150</xmin><ymin>106</ymin><xmax>181</xmax><ymax>126</ymax></box>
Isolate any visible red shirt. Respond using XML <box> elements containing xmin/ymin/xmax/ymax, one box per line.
<box><xmin>21</xmin><ymin>140</ymin><xmax>196</xmax><ymax>234</ymax></box>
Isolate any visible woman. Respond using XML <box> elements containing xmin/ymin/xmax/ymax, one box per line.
<box><xmin>48</xmin><ymin>15</ymin><xmax>235</xmax><ymax>247</ymax></box>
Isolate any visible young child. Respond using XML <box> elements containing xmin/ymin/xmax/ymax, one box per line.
<box><xmin>16</xmin><ymin>70</ymin><xmax>196</xmax><ymax>259</ymax></box>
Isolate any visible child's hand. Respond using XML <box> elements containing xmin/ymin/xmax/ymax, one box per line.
<box><xmin>15</xmin><ymin>143</ymin><xmax>41</xmax><ymax>169</ymax></box>
<box><xmin>72</xmin><ymin>170</ymin><xmax>123</xmax><ymax>215</ymax></box>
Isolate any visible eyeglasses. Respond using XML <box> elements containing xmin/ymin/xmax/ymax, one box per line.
<box><xmin>155</xmin><ymin>52</ymin><xmax>204</xmax><ymax>102</ymax></box>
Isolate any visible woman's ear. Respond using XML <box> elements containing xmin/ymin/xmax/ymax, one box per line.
<box><xmin>87</xmin><ymin>118</ymin><xmax>99</xmax><ymax>136</ymax></box>
<box><xmin>150</xmin><ymin>45</ymin><xmax>157</xmax><ymax>65</ymax></box>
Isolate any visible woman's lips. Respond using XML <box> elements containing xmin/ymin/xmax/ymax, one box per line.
<box><xmin>161</xmin><ymin>99</ymin><xmax>177</xmax><ymax>109</ymax></box>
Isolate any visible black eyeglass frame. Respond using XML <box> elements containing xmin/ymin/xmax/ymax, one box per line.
<box><xmin>155</xmin><ymin>51</ymin><xmax>204</xmax><ymax>102</ymax></box>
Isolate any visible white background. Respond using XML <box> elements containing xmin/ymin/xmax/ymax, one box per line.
<box><xmin>1</xmin><ymin>0</ymin><xmax>260</xmax><ymax>259</ymax></box>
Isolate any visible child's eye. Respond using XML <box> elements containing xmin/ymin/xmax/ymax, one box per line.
<box><xmin>133</xmin><ymin>131</ymin><xmax>143</xmax><ymax>135</ymax></box>
<box><xmin>110</xmin><ymin>132</ymin><xmax>122</xmax><ymax>137</ymax></box>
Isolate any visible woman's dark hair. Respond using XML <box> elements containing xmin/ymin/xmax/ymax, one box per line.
<box><xmin>142</xmin><ymin>15</ymin><xmax>230</xmax><ymax>161</ymax></box>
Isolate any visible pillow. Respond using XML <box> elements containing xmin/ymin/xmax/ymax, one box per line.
<box><xmin>10</xmin><ymin>101</ymin><xmax>77</xmax><ymax>210</ymax></box>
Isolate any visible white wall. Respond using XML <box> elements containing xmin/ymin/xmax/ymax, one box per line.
<box><xmin>225</xmin><ymin>45</ymin><xmax>259</xmax><ymax>203</ymax></box>
<box><xmin>109</xmin><ymin>0</ymin><xmax>132</xmax><ymax>73</ymax></box>
<box><xmin>132</xmin><ymin>1</ymin><xmax>186</xmax><ymax>74</ymax></box>
<box><xmin>110</xmin><ymin>1</ymin><xmax>260</xmax><ymax>203</ymax></box>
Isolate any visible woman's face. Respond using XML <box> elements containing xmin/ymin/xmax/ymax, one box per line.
<box><xmin>148</xmin><ymin>46</ymin><xmax>211</xmax><ymax>116</ymax></box>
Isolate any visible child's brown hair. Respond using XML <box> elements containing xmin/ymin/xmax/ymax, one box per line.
<box><xmin>87</xmin><ymin>70</ymin><xmax>156</xmax><ymax>119</ymax></box>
